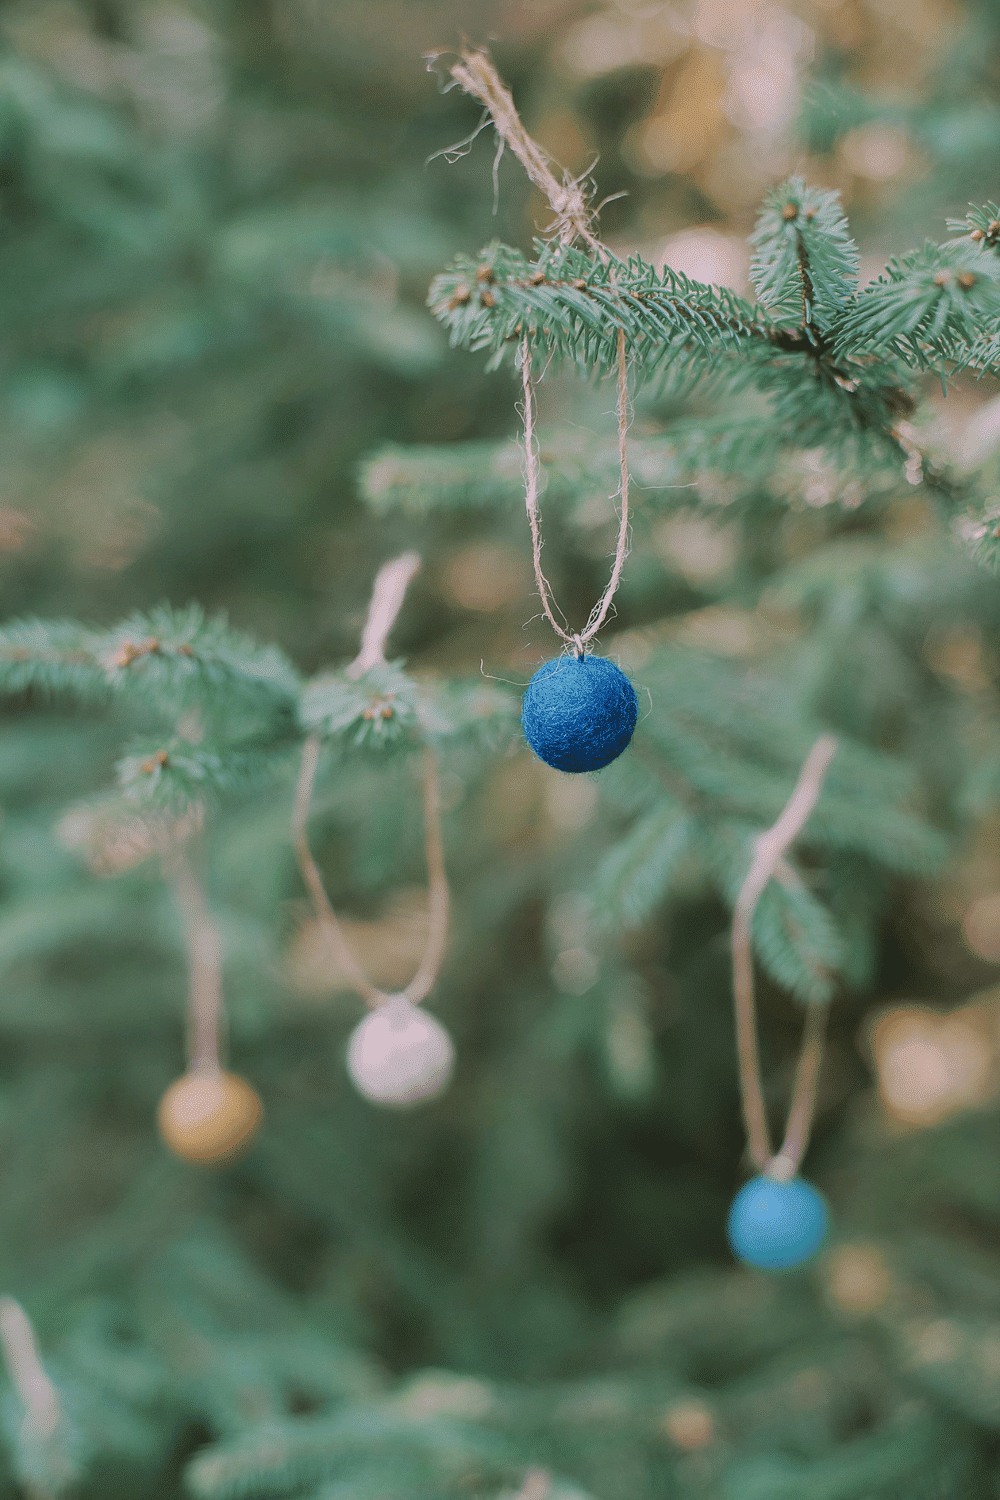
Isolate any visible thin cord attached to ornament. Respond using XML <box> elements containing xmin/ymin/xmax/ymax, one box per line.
<box><xmin>290</xmin><ymin>555</ymin><xmax>455</xmax><ymax>1106</ymax></box>
<box><xmin>448</xmin><ymin>47</ymin><xmax>633</xmax><ymax>656</ymax></box>
<box><xmin>443</xmin><ymin>48</ymin><xmax>639</xmax><ymax>773</ymax></box>
<box><xmin>520</xmin><ymin>326</ymin><xmax>631</xmax><ymax>656</ymax></box>
<box><xmin>726</xmin><ymin>734</ymin><xmax>838</xmax><ymax>1272</ymax></box>
<box><xmin>0</xmin><ymin>1297</ymin><xmax>60</xmax><ymax>1448</ymax></box>
<box><xmin>518</xmin><ymin>325</ymin><xmax>639</xmax><ymax>772</ymax></box>
<box><xmin>731</xmin><ymin>733</ymin><xmax>838</xmax><ymax>1178</ymax></box>
<box><xmin>169</xmin><ymin>848</ymin><xmax>225</xmax><ymax>1072</ymax></box>
<box><xmin>290</xmin><ymin>554</ymin><xmax>449</xmax><ymax>1013</ymax></box>
<box><xmin>157</xmin><ymin>849</ymin><xmax>264</xmax><ymax>1164</ymax></box>
<box><xmin>447</xmin><ymin>48</ymin><xmax>601</xmax><ymax>250</ymax></box>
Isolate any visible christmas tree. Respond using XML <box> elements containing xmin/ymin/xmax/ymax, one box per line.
<box><xmin>2</xmin><ymin>2</ymin><xmax>1000</xmax><ymax>1497</ymax></box>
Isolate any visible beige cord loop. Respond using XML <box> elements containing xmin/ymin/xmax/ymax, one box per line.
<box><xmin>348</xmin><ymin>552</ymin><xmax>421</xmax><ymax>680</ymax></box>
<box><xmin>168</xmin><ymin>849</ymin><xmax>226</xmax><ymax>1072</ymax></box>
<box><xmin>444</xmin><ymin>48</ymin><xmax>631</xmax><ymax>654</ymax></box>
<box><xmin>291</xmin><ymin>734</ymin><xmax>385</xmax><ymax>1011</ymax></box>
<box><xmin>292</xmin><ymin>742</ymin><xmax>448</xmax><ymax>1010</ymax></box>
<box><xmin>731</xmin><ymin>735</ymin><xmax>838</xmax><ymax>1176</ymax></box>
<box><xmin>521</xmin><ymin>326</ymin><xmax>631</xmax><ymax>651</ymax></box>
<box><xmin>0</xmin><ymin>1297</ymin><xmax>60</xmax><ymax>1447</ymax></box>
<box><xmin>291</xmin><ymin>555</ymin><xmax>450</xmax><ymax>1011</ymax></box>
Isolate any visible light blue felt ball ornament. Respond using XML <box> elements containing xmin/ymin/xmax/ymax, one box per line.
<box><xmin>521</xmin><ymin>654</ymin><xmax>638</xmax><ymax>773</ymax></box>
<box><xmin>726</xmin><ymin>1174</ymin><xmax>829</xmax><ymax>1270</ymax></box>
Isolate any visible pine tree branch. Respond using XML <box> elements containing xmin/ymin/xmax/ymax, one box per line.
<box><xmin>0</xmin><ymin>609</ymin><xmax>300</xmax><ymax>714</ymax></box>
<box><xmin>429</xmin><ymin>242</ymin><xmax>760</xmax><ymax>385</ymax></box>
<box><xmin>116</xmin><ymin>735</ymin><xmax>278</xmax><ymax>811</ymax></box>
<box><xmin>946</xmin><ymin>200</ymin><xmax>1000</xmax><ymax>255</ymax></box>
<box><xmin>749</xmin><ymin>179</ymin><xmax>859</xmax><ymax>334</ymax></box>
<box><xmin>834</xmin><ymin>242</ymin><xmax>1000</xmax><ymax>368</ymax></box>
<box><xmin>430</xmin><ymin>239</ymin><xmax>926</xmax><ymax>461</ymax></box>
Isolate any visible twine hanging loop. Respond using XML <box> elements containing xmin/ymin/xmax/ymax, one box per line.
<box><xmin>731</xmin><ymin>735</ymin><xmax>838</xmax><ymax>1176</ymax></box>
<box><xmin>520</xmin><ymin>326</ymin><xmax>631</xmax><ymax>651</ymax></box>
<box><xmin>291</xmin><ymin>556</ymin><xmax>450</xmax><ymax>1011</ymax></box>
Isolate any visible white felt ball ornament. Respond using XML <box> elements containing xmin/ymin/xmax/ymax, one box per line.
<box><xmin>347</xmin><ymin>995</ymin><xmax>454</xmax><ymax>1106</ymax></box>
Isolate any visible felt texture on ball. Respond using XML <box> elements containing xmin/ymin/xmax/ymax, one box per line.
<box><xmin>521</xmin><ymin>654</ymin><xmax>638</xmax><ymax>773</ymax></box>
<box><xmin>726</xmin><ymin>1174</ymin><xmax>829</xmax><ymax>1270</ymax></box>
<box><xmin>347</xmin><ymin>995</ymin><xmax>454</xmax><ymax>1106</ymax></box>
<box><xmin>157</xmin><ymin>1067</ymin><xmax>263</xmax><ymax>1165</ymax></box>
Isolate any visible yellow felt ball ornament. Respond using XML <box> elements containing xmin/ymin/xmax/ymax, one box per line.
<box><xmin>158</xmin><ymin>1065</ymin><xmax>263</xmax><ymax>1165</ymax></box>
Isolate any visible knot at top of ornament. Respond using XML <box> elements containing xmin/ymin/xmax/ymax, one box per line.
<box><xmin>347</xmin><ymin>995</ymin><xmax>454</xmax><ymax>1107</ymax></box>
<box><xmin>726</xmin><ymin>1174</ymin><xmax>829</xmax><ymax>1271</ymax></box>
<box><xmin>521</xmin><ymin>654</ymin><xmax>638</xmax><ymax>773</ymax></box>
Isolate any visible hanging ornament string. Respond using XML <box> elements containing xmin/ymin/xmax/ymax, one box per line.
<box><xmin>0</xmin><ymin>1297</ymin><xmax>60</xmax><ymax>1450</ymax></box>
<box><xmin>167</xmin><ymin>847</ymin><xmax>226</xmax><ymax>1072</ymax></box>
<box><xmin>731</xmin><ymin>734</ymin><xmax>839</xmax><ymax>1178</ymax></box>
<box><xmin>443</xmin><ymin>47</ymin><xmax>632</xmax><ymax>654</ymax></box>
<box><xmin>291</xmin><ymin>554</ymin><xmax>450</xmax><ymax>1011</ymax></box>
<box><xmin>441</xmin><ymin>49</ymin><xmax>639</xmax><ymax>773</ymax></box>
<box><xmin>157</xmin><ymin>846</ymin><xmax>263</xmax><ymax>1164</ymax></box>
<box><xmin>520</xmin><ymin>326</ymin><xmax>631</xmax><ymax>653</ymax></box>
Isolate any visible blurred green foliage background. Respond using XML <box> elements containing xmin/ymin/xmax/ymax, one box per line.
<box><xmin>5</xmin><ymin>1</ymin><xmax>1000</xmax><ymax>1497</ymax></box>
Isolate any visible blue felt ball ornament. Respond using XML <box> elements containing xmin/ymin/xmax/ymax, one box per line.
<box><xmin>521</xmin><ymin>654</ymin><xmax>638</xmax><ymax>773</ymax></box>
<box><xmin>726</xmin><ymin>1175</ymin><xmax>829</xmax><ymax>1270</ymax></box>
